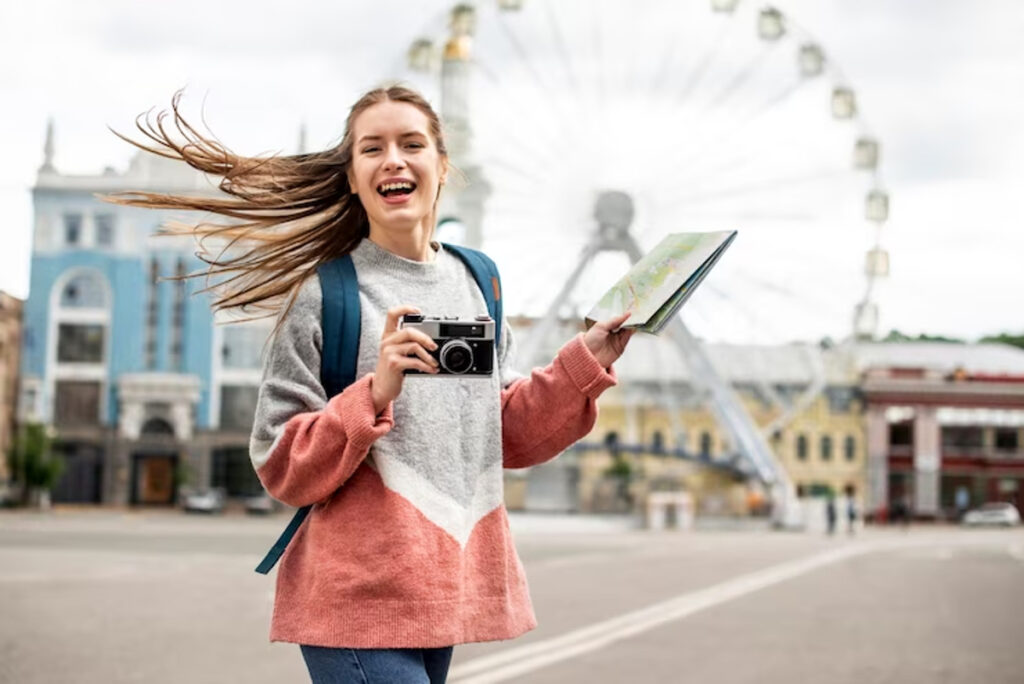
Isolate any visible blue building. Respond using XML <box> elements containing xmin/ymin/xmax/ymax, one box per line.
<box><xmin>20</xmin><ymin>125</ymin><xmax>270</xmax><ymax>505</ymax></box>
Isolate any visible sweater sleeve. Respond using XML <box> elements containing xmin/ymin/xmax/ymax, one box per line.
<box><xmin>248</xmin><ymin>275</ymin><xmax>394</xmax><ymax>507</ymax></box>
<box><xmin>501</xmin><ymin>333</ymin><xmax>617</xmax><ymax>469</ymax></box>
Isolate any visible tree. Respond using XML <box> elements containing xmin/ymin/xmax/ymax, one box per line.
<box><xmin>979</xmin><ymin>333</ymin><xmax>1024</xmax><ymax>350</ymax></box>
<box><xmin>882</xmin><ymin>329</ymin><xmax>965</xmax><ymax>344</ymax></box>
<box><xmin>5</xmin><ymin>423</ymin><xmax>63</xmax><ymax>509</ymax></box>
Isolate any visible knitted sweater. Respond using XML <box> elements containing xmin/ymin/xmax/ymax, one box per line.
<box><xmin>249</xmin><ymin>238</ymin><xmax>617</xmax><ymax>648</ymax></box>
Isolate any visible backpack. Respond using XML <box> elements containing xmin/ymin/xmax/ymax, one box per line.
<box><xmin>255</xmin><ymin>243</ymin><xmax>503</xmax><ymax>574</ymax></box>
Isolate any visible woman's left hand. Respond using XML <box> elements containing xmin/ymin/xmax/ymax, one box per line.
<box><xmin>582</xmin><ymin>312</ymin><xmax>636</xmax><ymax>368</ymax></box>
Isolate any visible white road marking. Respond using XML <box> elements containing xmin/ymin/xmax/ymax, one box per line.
<box><xmin>449</xmin><ymin>539</ymin><xmax>919</xmax><ymax>684</ymax></box>
<box><xmin>1008</xmin><ymin>543</ymin><xmax>1024</xmax><ymax>562</ymax></box>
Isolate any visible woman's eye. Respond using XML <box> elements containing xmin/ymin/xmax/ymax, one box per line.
<box><xmin>362</xmin><ymin>146</ymin><xmax>380</xmax><ymax>154</ymax></box>
<box><xmin>406</xmin><ymin>142</ymin><xmax>424</xmax><ymax>149</ymax></box>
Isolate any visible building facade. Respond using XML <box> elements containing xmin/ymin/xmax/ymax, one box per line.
<box><xmin>22</xmin><ymin>138</ymin><xmax>269</xmax><ymax>506</ymax></box>
<box><xmin>860</xmin><ymin>343</ymin><xmax>1024</xmax><ymax>520</ymax></box>
<box><xmin>0</xmin><ymin>291</ymin><xmax>24</xmax><ymax>483</ymax></box>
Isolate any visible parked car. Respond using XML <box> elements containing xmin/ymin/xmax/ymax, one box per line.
<box><xmin>244</xmin><ymin>493</ymin><xmax>282</xmax><ymax>515</ymax></box>
<box><xmin>183</xmin><ymin>488</ymin><xmax>226</xmax><ymax>514</ymax></box>
<box><xmin>962</xmin><ymin>502</ymin><xmax>1020</xmax><ymax>527</ymax></box>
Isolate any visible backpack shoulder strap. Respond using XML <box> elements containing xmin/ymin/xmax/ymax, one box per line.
<box><xmin>317</xmin><ymin>254</ymin><xmax>361</xmax><ymax>399</ymax></box>
<box><xmin>442</xmin><ymin>243</ymin><xmax>503</xmax><ymax>345</ymax></box>
<box><xmin>255</xmin><ymin>255</ymin><xmax>361</xmax><ymax>575</ymax></box>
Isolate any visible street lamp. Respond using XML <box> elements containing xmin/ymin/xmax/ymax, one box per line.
<box><xmin>497</xmin><ymin>0</ymin><xmax>524</xmax><ymax>10</ymax></box>
<box><xmin>710</xmin><ymin>0</ymin><xmax>739</xmax><ymax>12</ymax></box>
<box><xmin>798</xmin><ymin>43</ymin><xmax>824</xmax><ymax>78</ymax></box>
<box><xmin>757</xmin><ymin>7</ymin><xmax>785</xmax><ymax>41</ymax></box>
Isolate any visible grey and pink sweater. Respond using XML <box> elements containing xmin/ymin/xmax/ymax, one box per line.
<box><xmin>249</xmin><ymin>238</ymin><xmax>617</xmax><ymax>648</ymax></box>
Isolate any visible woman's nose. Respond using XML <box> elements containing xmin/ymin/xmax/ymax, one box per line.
<box><xmin>382</xmin><ymin>143</ymin><xmax>406</xmax><ymax>170</ymax></box>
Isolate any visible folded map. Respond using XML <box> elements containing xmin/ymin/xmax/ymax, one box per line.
<box><xmin>585</xmin><ymin>230</ymin><xmax>737</xmax><ymax>334</ymax></box>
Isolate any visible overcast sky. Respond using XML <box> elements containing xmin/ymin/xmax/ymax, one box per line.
<box><xmin>1</xmin><ymin>0</ymin><xmax>1021</xmax><ymax>345</ymax></box>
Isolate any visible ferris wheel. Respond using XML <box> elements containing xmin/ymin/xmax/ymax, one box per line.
<box><xmin>385</xmin><ymin>0</ymin><xmax>890</xmax><ymax>515</ymax></box>
<box><xmin>394</xmin><ymin>0</ymin><xmax>889</xmax><ymax>346</ymax></box>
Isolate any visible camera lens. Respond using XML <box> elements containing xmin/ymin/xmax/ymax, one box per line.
<box><xmin>439</xmin><ymin>339</ymin><xmax>473</xmax><ymax>374</ymax></box>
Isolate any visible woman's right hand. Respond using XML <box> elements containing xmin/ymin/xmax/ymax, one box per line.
<box><xmin>370</xmin><ymin>306</ymin><xmax>440</xmax><ymax>414</ymax></box>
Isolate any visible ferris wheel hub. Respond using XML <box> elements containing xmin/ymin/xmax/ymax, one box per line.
<box><xmin>594</xmin><ymin>190</ymin><xmax>635</xmax><ymax>243</ymax></box>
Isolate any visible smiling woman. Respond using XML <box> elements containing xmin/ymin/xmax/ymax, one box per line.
<box><xmin>103</xmin><ymin>83</ymin><xmax>635</xmax><ymax>684</ymax></box>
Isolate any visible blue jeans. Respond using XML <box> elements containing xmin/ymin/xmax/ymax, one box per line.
<box><xmin>300</xmin><ymin>645</ymin><xmax>453</xmax><ymax>684</ymax></box>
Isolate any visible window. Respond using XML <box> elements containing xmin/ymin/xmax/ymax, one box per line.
<box><xmin>212</xmin><ymin>447</ymin><xmax>264</xmax><ymax>497</ymax></box>
<box><xmin>146</xmin><ymin>258</ymin><xmax>159</xmax><ymax>369</ymax></box>
<box><xmin>889</xmin><ymin>422</ymin><xmax>913</xmax><ymax>447</ymax></box>
<box><xmin>844</xmin><ymin>435</ymin><xmax>857</xmax><ymax>462</ymax></box>
<box><xmin>220</xmin><ymin>385</ymin><xmax>259</xmax><ymax>431</ymax></box>
<box><xmin>995</xmin><ymin>429</ymin><xmax>1019</xmax><ymax>452</ymax></box>
<box><xmin>57</xmin><ymin>324</ymin><xmax>104</xmax><ymax>363</ymax></box>
<box><xmin>942</xmin><ymin>426</ymin><xmax>983</xmax><ymax>450</ymax></box>
<box><xmin>651</xmin><ymin>431</ymin><xmax>664</xmax><ymax>453</ymax></box>
<box><xmin>221</xmin><ymin>325</ymin><xmax>268</xmax><ymax>370</ymax></box>
<box><xmin>54</xmin><ymin>380</ymin><xmax>101</xmax><ymax>426</ymax></box>
<box><xmin>820</xmin><ymin>435</ymin><xmax>833</xmax><ymax>461</ymax></box>
<box><xmin>95</xmin><ymin>214</ymin><xmax>115</xmax><ymax>247</ymax></box>
<box><xmin>141</xmin><ymin>417</ymin><xmax>175</xmax><ymax>436</ymax></box>
<box><xmin>796</xmin><ymin>434</ymin><xmax>808</xmax><ymax>461</ymax></box>
<box><xmin>60</xmin><ymin>273</ymin><xmax>107</xmax><ymax>308</ymax></box>
<box><xmin>171</xmin><ymin>258</ymin><xmax>187</xmax><ymax>371</ymax></box>
<box><xmin>64</xmin><ymin>214</ymin><xmax>82</xmax><ymax>246</ymax></box>
<box><xmin>826</xmin><ymin>386</ymin><xmax>857</xmax><ymax>413</ymax></box>
<box><xmin>699</xmin><ymin>432</ymin><xmax>713</xmax><ymax>459</ymax></box>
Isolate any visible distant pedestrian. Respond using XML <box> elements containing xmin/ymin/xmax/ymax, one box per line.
<box><xmin>826</xmin><ymin>494</ymin><xmax>837</xmax><ymax>535</ymax></box>
<box><xmin>955</xmin><ymin>486</ymin><xmax>970</xmax><ymax>521</ymax></box>
<box><xmin>846</xmin><ymin>496</ymin><xmax>857</xmax><ymax>535</ymax></box>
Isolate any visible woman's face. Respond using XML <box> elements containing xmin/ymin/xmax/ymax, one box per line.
<box><xmin>348</xmin><ymin>100</ymin><xmax>447</xmax><ymax>238</ymax></box>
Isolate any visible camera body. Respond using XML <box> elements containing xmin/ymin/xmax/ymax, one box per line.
<box><xmin>400</xmin><ymin>314</ymin><xmax>495</xmax><ymax>376</ymax></box>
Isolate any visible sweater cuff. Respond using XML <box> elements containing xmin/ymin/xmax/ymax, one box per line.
<box><xmin>556</xmin><ymin>334</ymin><xmax>618</xmax><ymax>399</ymax></box>
<box><xmin>326</xmin><ymin>374</ymin><xmax>394</xmax><ymax>448</ymax></box>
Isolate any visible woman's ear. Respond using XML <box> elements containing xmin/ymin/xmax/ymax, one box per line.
<box><xmin>346</xmin><ymin>170</ymin><xmax>357</xmax><ymax>195</ymax></box>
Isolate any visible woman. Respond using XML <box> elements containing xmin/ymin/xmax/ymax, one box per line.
<box><xmin>112</xmin><ymin>84</ymin><xmax>632</xmax><ymax>683</ymax></box>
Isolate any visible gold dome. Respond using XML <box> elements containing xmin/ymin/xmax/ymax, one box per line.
<box><xmin>444</xmin><ymin>35</ymin><xmax>472</xmax><ymax>61</ymax></box>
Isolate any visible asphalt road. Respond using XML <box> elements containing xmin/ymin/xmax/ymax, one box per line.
<box><xmin>1</xmin><ymin>510</ymin><xmax>1022</xmax><ymax>683</ymax></box>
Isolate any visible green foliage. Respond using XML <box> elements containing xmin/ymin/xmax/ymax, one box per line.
<box><xmin>604</xmin><ymin>453</ymin><xmax>632</xmax><ymax>479</ymax></box>
<box><xmin>978</xmin><ymin>333</ymin><xmax>1024</xmax><ymax>350</ymax></box>
<box><xmin>5</xmin><ymin>423</ymin><xmax>63</xmax><ymax>493</ymax></box>
<box><xmin>882</xmin><ymin>329</ymin><xmax>965</xmax><ymax>344</ymax></box>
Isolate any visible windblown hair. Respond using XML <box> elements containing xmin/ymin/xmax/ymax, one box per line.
<box><xmin>105</xmin><ymin>84</ymin><xmax>448</xmax><ymax>330</ymax></box>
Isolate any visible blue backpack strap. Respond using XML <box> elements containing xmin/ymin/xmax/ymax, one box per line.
<box><xmin>255</xmin><ymin>255</ymin><xmax>361</xmax><ymax>575</ymax></box>
<box><xmin>443</xmin><ymin>243</ymin><xmax>503</xmax><ymax>345</ymax></box>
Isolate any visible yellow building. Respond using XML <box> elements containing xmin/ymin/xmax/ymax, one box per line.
<box><xmin>0</xmin><ymin>291</ymin><xmax>24</xmax><ymax>484</ymax></box>
<box><xmin>506</xmin><ymin>319</ymin><xmax>867</xmax><ymax>516</ymax></box>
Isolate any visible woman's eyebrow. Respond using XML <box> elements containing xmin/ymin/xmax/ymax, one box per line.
<box><xmin>357</xmin><ymin>131</ymin><xmax>428</xmax><ymax>144</ymax></box>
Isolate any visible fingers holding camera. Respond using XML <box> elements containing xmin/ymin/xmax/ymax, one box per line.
<box><xmin>372</xmin><ymin>307</ymin><xmax>440</xmax><ymax>414</ymax></box>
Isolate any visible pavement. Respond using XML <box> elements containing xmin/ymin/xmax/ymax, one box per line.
<box><xmin>2</xmin><ymin>507</ymin><xmax>1023</xmax><ymax>683</ymax></box>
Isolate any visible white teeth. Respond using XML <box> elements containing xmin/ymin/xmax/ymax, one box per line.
<box><xmin>378</xmin><ymin>182</ymin><xmax>414</xmax><ymax>193</ymax></box>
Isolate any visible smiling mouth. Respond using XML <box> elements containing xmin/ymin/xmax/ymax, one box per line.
<box><xmin>377</xmin><ymin>181</ymin><xmax>417</xmax><ymax>197</ymax></box>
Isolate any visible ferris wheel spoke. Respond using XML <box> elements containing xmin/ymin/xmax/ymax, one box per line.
<box><xmin>671</xmin><ymin>13</ymin><xmax>736</xmax><ymax>111</ymax></box>
<box><xmin>540</xmin><ymin>0</ymin><xmax>580</xmax><ymax>96</ymax></box>
<box><xmin>492</xmin><ymin>8</ymin><xmax>588</xmax><ymax>156</ymax></box>
<box><xmin>472</xmin><ymin>60</ymin><xmax>569</xmax><ymax>167</ymax></box>
<box><xmin>668</xmin><ymin>209</ymin><xmax>822</xmax><ymax>222</ymax></box>
<box><xmin>654</xmin><ymin>168</ymin><xmax>853</xmax><ymax>212</ymax></box>
<box><xmin>703</xmin><ymin>40</ymin><xmax>783</xmax><ymax>114</ymax></box>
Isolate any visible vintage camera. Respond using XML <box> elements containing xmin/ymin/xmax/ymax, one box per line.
<box><xmin>400</xmin><ymin>314</ymin><xmax>495</xmax><ymax>376</ymax></box>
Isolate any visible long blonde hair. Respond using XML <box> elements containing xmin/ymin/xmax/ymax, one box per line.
<box><xmin>105</xmin><ymin>85</ymin><xmax>449</xmax><ymax>329</ymax></box>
